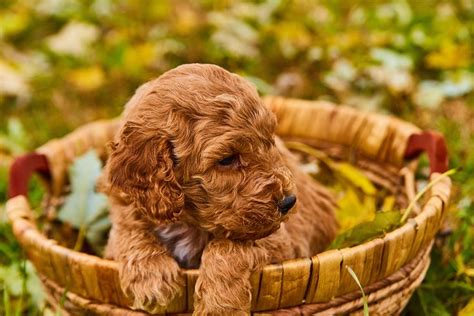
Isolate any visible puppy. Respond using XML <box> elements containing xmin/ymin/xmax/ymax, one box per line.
<box><xmin>102</xmin><ymin>64</ymin><xmax>337</xmax><ymax>314</ymax></box>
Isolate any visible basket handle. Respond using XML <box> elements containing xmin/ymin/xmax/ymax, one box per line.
<box><xmin>404</xmin><ymin>131</ymin><xmax>448</xmax><ymax>174</ymax></box>
<box><xmin>8</xmin><ymin>153</ymin><xmax>51</xmax><ymax>199</ymax></box>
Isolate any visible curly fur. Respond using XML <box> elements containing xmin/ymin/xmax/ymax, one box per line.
<box><xmin>101</xmin><ymin>63</ymin><xmax>338</xmax><ymax>314</ymax></box>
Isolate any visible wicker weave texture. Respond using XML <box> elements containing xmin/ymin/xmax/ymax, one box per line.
<box><xmin>6</xmin><ymin>98</ymin><xmax>451</xmax><ymax>314</ymax></box>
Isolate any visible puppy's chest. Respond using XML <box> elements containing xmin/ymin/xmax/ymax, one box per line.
<box><xmin>155</xmin><ymin>223</ymin><xmax>210</xmax><ymax>269</ymax></box>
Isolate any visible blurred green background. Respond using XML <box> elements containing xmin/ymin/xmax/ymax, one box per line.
<box><xmin>0</xmin><ymin>0</ymin><xmax>473</xmax><ymax>315</ymax></box>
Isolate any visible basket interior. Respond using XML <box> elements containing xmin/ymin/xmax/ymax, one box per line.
<box><xmin>42</xmin><ymin>136</ymin><xmax>412</xmax><ymax>256</ymax></box>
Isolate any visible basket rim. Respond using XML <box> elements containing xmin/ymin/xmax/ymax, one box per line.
<box><xmin>5</xmin><ymin>172</ymin><xmax>449</xmax><ymax>273</ymax></box>
<box><xmin>38</xmin><ymin>242</ymin><xmax>433</xmax><ymax>315</ymax></box>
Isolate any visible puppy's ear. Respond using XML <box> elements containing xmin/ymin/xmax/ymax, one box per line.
<box><xmin>106</xmin><ymin>121</ymin><xmax>184</xmax><ymax>222</ymax></box>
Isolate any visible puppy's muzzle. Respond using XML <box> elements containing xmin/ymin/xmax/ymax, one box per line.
<box><xmin>277</xmin><ymin>195</ymin><xmax>297</xmax><ymax>214</ymax></box>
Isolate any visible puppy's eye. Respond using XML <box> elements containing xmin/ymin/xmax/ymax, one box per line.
<box><xmin>218</xmin><ymin>154</ymin><xmax>238</xmax><ymax>166</ymax></box>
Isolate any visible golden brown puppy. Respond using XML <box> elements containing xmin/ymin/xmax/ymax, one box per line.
<box><xmin>102</xmin><ymin>64</ymin><xmax>337</xmax><ymax>314</ymax></box>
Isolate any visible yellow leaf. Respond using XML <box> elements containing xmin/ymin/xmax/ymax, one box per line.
<box><xmin>328</xmin><ymin>31</ymin><xmax>362</xmax><ymax>50</ymax></box>
<box><xmin>174</xmin><ymin>6</ymin><xmax>199</xmax><ymax>35</ymax></box>
<box><xmin>0</xmin><ymin>11</ymin><xmax>28</xmax><ymax>36</ymax></box>
<box><xmin>123</xmin><ymin>43</ymin><xmax>156</xmax><ymax>71</ymax></box>
<box><xmin>334</xmin><ymin>162</ymin><xmax>376</xmax><ymax>195</ymax></box>
<box><xmin>426</xmin><ymin>42</ymin><xmax>471</xmax><ymax>70</ymax></box>
<box><xmin>337</xmin><ymin>188</ymin><xmax>375</xmax><ymax>231</ymax></box>
<box><xmin>381</xmin><ymin>196</ymin><xmax>396</xmax><ymax>212</ymax></box>
<box><xmin>69</xmin><ymin>66</ymin><xmax>105</xmax><ymax>91</ymax></box>
<box><xmin>458</xmin><ymin>298</ymin><xmax>474</xmax><ymax>316</ymax></box>
<box><xmin>285</xmin><ymin>141</ymin><xmax>376</xmax><ymax>195</ymax></box>
<box><xmin>274</xmin><ymin>22</ymin><xmax>312</xmax><ymax>49</ymax></box>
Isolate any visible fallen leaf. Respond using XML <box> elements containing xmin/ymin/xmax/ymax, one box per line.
<box><xmin>337</xmin><ymin>188</ymin><xmax>375</xmax><ymax>231</ymax></box>
<box><xmin>0</xmin><ymin>263</ymin><xmax>23</xmax><ymax>296</ymax></box>
<box><xmin>0</xmin><ymin>118</ymin><xmax>30</xmax><ymax>155</ymax></box>
<box><xmin>459</xmin><ymin>297</ymin><xmax>474</xmax><ymax>316</ymax></box>
<box><xmin>329</xmin><ymin>210</ymin><xmax>401</xmax><ymax>249</ymax></box>
<box><xmin>69</xmin><ymin>66</ymin><xmax>105</xmax><ymax>91</ymax></box>
<box><xmin>46</xmin><ymin>21</ymin><xmax>99</xmax><ymax>57</ymax></box>
<box><xmin>25</xmin><ymin>262</ymin><xmax>45</xmax><ymax>309</ymax></box>
<box><xmin>381</xmin><ymin>195</ymin><xmax>396</xmax><ymax>212</ymax></box>
<box><xmin>58</xmin><ymin>150</ymin><xmax>110</xmax><ymax>253</ymax></box>
<box><xmin>333</xmin><ymin>162</ymin><xmax>376</xmax><ymax>195</ymax></box>
<box><xmin>425</xmin><ymin>42</ymin><xmax>471</xmax><ymax>70</ymax></box>
<box><xmin>412</xmin><ymin>80</ymin><xmax>445</xmax><ymax>109</ymax></box>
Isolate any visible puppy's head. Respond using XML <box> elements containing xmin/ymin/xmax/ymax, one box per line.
<box><xmin>105</xmin><ymin>64</ymin><xmax>296</xmax><ymax>240</ymax></box>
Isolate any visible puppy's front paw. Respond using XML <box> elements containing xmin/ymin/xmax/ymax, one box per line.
<box><xmin>119</xmin><ymin>254</ymin><xmax>184</xmax><ymax>311</ymax></box>
<box><xmin>193</xmin><ymin>239</ymin><xmax>269</xmax><ymax>315</ymax></box>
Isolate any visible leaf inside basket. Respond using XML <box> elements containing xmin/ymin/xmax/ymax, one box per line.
<box><xmin>58</xmin><ymin>150</ymin><xmax>110</xmax><ymax>255</ymax></box>
<box><xmin>286</xmin><ymin>141</ymin><xmax>399</xmax><ymax>239</ymax></box>
<box><xmin>329</xmin><ymin>211</ymin><xmax>402</xmax><ymax>249</ymax></box>
<box><xmin>288</xmin><ymin>141</ymin><xmax>457</xmax><ymax>250</ymax></box>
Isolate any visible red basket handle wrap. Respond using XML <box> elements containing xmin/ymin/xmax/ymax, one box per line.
<box><xmin>8</xmin><ymin>153</ymin><xmax>51</xmax><ymax>199</ymax></box>
<box><xmin>404</xmin><ymin>131</ymin><xmax>449</xmax><ymax>174</ymax></box>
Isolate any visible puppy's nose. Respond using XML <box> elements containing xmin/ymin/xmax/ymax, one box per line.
<box><xmin>277</xmin><ymin>195</ymin><xmax>297</xmax><ymax>214</ymax></box>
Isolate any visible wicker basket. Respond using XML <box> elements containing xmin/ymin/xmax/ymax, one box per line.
<box><xmin>6</xmin><ymin>96</ymin><xmax>451</xmax><ymax>315</ymax></box>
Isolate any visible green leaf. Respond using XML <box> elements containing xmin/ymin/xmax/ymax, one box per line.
<box><xmin>58</xmin><ymin>150</ymin><xmax>110</xmax><ymax>251</ymax></box>
<box><xmin>86</xmin><ymin>213</ymin><xmax>111</xmax><ymax>255</ymax></box>
<box><xmin>25</xmin><ymin>262</ymin><xmax>45</xmax><ymax>309</ymax></box>
<box><xmin>0</xmin><ymin>118</ymin><xmax>29</xmax><ymax>155</ymax></box>
<box><xmin>329</xmin><ymin>210</ymin><xmax>401</xmax><ymax>249</ymax></box>
<box><xmin>7</xmin><ymin>119</ymin><xmax>26</xmax><ymax>146</ymax></box>
<box><xmin>0</xmin><ymin>264</ymin><xmax>23</xmax><ymax>296</ymax></box>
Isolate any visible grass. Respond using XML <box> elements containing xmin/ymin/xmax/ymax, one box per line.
<box><xmin>1</xmin><ymin>0</ymin><xmax>473</xmax><ymax>314</ymax></box>
<box><xmin>346</xmin><ymin>265</ymin><xmax>369</xmax><ymax>316</ymax></box>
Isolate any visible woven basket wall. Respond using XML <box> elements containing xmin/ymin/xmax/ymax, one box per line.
<box><xmin>6</xmin><ymin>96</ymin><xmax>452</xmax><ymax>315</ymax></box>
